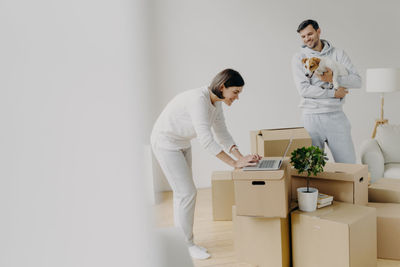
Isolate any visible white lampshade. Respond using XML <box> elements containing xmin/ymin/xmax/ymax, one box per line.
<box><xmin>366</xmin><ymin>68</ymin><xmax>400</xmax><ymax>93</ymax></box>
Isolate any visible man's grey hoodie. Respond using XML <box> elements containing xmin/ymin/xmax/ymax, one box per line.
<box><xmin>291</xmin><ymin>40</ymin><xmax>361</xmax><ymax>114</ymax></box>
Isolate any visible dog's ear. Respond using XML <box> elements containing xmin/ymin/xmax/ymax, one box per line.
<box><xmin>312</xmin><ymin>57</ymin><xmax>321</xmax><ymax>64</ymax></box>
<box><xmin>301</xmin><ymin>58</ymin><xmax>308</xmax><ymax>64</ymax></box>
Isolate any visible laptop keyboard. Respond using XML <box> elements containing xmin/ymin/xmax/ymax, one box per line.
<box><xmin>259</xmin><ymin>160</ymin><xmax>276</xmax><ymax>168</ymax></box>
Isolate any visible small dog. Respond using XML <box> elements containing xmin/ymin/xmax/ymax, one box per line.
<box><xmin>301</xmin><ymin>57</ymin><xmax>348</xmax><ymax>89</ymax></box>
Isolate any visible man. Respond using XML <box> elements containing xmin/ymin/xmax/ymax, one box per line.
<box><xmin>291</xmin><ymin>19</ymin><xmax>361</xmax><ymax>163</ymax></box>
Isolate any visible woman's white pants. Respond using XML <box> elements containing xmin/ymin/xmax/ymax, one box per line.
<box><xmin>151</xmin><ymin>141</ymin><xmax>196</xmax><ymax>246</ymax></box>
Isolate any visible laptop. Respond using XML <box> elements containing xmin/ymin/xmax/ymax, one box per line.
<box><xmin>243</xmin><ymin>137</ymin><xmax>293</xmax><ymax>171</ymax></box>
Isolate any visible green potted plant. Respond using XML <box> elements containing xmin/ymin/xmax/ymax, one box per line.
<box><xmin>290</xmin><ymin>146</ymin><xmax>327</xmax><ymax>212</ymax></box>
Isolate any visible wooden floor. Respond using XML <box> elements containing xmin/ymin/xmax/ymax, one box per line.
<box><xmin>154</xmin><ymin>188</ymin><xmax>400</xmax><ymax>267</ymax></box>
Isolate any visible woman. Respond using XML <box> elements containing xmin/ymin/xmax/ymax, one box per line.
<box><xmin>151</xmin><ymin>69</ymin><xmax>260</xmax><ymax>260</ymax></box>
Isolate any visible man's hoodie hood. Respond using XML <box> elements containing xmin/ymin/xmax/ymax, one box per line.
<box><xmin>301</xmin><ymin>39</ymin><xmax>333</xmax><ymax>57</ymax></box>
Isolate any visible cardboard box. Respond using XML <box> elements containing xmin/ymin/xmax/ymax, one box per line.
<box><xmin>211</xmin><ymin>171</ymin><xmax>235</xmax><ymax>221</ymax></box>
<box><xmin>369</xmin><ymin>178</ymin><xmax>400</xmax><ymax>203</ymax></box>
<box><xmin>291</xmin><ymin>201</ymin><xmax>377</xmax><ymax>267</ymax></box>
<box><xmin>232</xmin><ymin>206</ymin><xmax>290</xmax><ymax>267</ymax></box>
<box><xmin>233</xmin><ymin>159</ymin><xmax>290</xmax><ymax>218</ymax></box>
<box><xmin>367</xmin><ymin>202</ymin><xmax>400</xmax><ymax>260</ymax></box>
<box><xmin>250</xmin><ymin>127</ymin><xmax>311</xmax><ymax>157</ymax></box>
<box><xmin>291</xmin><ymin>162</ymin><xmax>369</xmax><ymax>205</ymax></box>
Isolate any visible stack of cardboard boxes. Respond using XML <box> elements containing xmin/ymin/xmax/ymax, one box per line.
<box><xmin>212</xmin><ymin>127</ymin><xmax>309</xmax><ymax>221</ymax></box>
<box><xmin>291</xmin><ymin>162</ymin><xmax>377</xmax><ymax>267</ymax></box>
<box><xmin>211</xmin><ymin>127</ymin><xmax>381</xmax><ymax>266</ymax></box>
<box><xmin>368</xmin><ymin>178</ymin><xmax>400</xmax><ymax>260</ymax></box>
<box><xmin>232</xmin><ymin>159</ymin><xmax>292</xmax><ymax>267</ymax></box>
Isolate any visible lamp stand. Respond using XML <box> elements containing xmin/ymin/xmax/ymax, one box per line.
<box><xmin>371</xmin><ymin>93</ymin><xmax>389</xmax><ymax>138</ymax></box>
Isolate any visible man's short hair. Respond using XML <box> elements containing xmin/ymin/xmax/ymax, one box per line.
<box><xmin>297</xmin><ymin>19</ymin><xmax>319</xmax><ymax>33</ymax></box>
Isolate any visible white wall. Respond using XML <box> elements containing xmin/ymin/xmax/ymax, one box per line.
<box><xmin>0</xmin><ymin>0</ymin><xmax>156</xmax><ymax>266</ymax></box>
<box><xmin>151</xmin><ymin>0</ymin><xmax>400</xmax><ymax>189</ymax></box>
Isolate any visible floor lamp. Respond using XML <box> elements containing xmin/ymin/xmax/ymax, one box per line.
<box><xmin>366</xmin><ymin>68</ymin><xmax>400</xmax><ymax>138</ymax></box>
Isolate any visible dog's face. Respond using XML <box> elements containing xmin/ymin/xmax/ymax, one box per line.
<box><xmin>302</xmin><ymin>57</ymin><xmax>321</xmax><ymax>78</ymax></box>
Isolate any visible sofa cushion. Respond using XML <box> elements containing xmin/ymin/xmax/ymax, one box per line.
<box><xmin>384</xmin><ymin>163</ymin><xmax>400</xmax><ymax>179</ymax></box>
<box><xmin>376</xmin><ymin>124</ymin><xmax>400</xmax><ymax>163</ymax></box>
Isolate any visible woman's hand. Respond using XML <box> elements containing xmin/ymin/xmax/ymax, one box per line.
<box><xmin>241</xmin><ymin>154</ymin><xmax>262</xmax><ymax>162</ymax></box>
<box><xmin>234</xmin><ymin>154</ymin><xmax>262</xmax><ymax>169</ymax></box>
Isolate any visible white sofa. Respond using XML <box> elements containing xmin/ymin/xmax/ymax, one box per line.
<box><xmin>361</xmin><ymin>124</ymin><xmax>400</xmax><ymax>183</ymax></box>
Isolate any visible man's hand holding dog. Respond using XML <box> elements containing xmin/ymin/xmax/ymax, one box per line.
<box><xmin>317</xmin><ymin>68</ymin><xmax>333</xmax><ymax>83</ymax></box>
<box><xmin>334</xmin><ymin>87</ymin><xmax>348</xmax><ymax>98</ymax></box>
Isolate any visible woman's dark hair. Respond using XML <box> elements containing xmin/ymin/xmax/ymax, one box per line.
<box><xmin>297</xmin><ymin>19</ymin><xmax>319</xmax><ymax>33</ymax></box>
<box><xmin>209</xmin><ymin>69</ymin><xmax>245</xmax><ymax>99</ymax></box>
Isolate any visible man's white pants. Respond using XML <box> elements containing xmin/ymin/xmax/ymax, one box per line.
<box><xmin>151</xmin><ymin>141</ymin><xmax>196</xmax><ymax>246</ymax></box>
<box><xmin>302</xmin><ymin>111</ymin><xmax>356</xmax><ymax>164</ymax></box>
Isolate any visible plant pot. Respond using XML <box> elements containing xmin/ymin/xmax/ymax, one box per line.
<box><xmin>297</xmin><ymin>187</ymin><xmax>318</xmax><ymax>212</ymax></box>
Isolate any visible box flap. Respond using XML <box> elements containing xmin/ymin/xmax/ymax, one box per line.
<box><xmin>211</xmin><ymin>171</ymin><xmax>232</xmax><ymax>181</ymax></box>
<box><xmin>260</xmin><ymin>129</ymin><xmax>292</xmax><ymax>140</ymax></box>
<box><xmin>232</xmin><ymin>169</ymin><xmax>285</xmax><ymax>181</ymax></box>
<box><xmin>323</xmin><ymin>163</ymin><xmax>367</xmax><ymax>174</ymax></box>
<box><xmin>250</xmin><ymin>130</ymin><xmax>261</xmax><ymax>154</ymax></box>
<box><xmin>369</xmin><ymin>178</ymin><xmax>400</xmax><ymax>202</ymax></box>
<box><xmin>290</xmin><ymin>163</ymin><xmax>368</xmax><ymax>182</ymax></box>
<box><xmin>367</xmin><ymin>202</ymin><xmax>400</xmax><ymax>218</ymax></box>
<box><xmin>292</xmin><ymin>201</ymin><xmax>376</xmax><ymax>225</ymax></box>
<box><xmin>260</xmin><ymin>127</ymin><xmax>310</xmax><ymax>141</ymax></box>
<box><xmin>260</xmin><ymin>126</ymin><xmax>304</xmax><ymax>132</ymax></box>
<box><xmin>368</xmin><ymin>184</ymin><xmax>400</xmax><ymax>203</ymax></box>
<box><xmin>373</xmin><ymin>178</ymin><xmax>400</xmax><ymax>187</ymax></box>
<box><xmin>369</xmin><ymin>182</ymin><xmax>400</xmax><ymax>191</ymax></box>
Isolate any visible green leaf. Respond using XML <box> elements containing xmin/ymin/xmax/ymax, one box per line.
<box><xmin>290</xmin><ymin>145</ymin><xmax>327</xmax><ymax>181</ymax></box>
